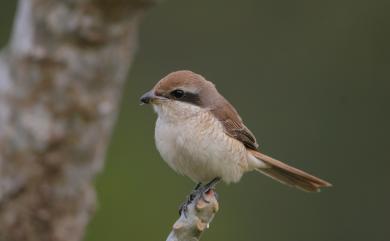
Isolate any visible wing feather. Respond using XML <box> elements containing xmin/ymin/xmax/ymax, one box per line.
<box><xmin>210</xmin><ymin>102</ymin><xmax>259</xmax><ymax>150</ymax></box>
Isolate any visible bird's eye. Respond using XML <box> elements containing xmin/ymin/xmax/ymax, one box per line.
<box><xmin>170</xmin><ymin>89</ymin><xmax>184</xmax><ymax>98</ymax></box>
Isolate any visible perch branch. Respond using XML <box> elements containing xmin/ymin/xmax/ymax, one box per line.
<box><xmin>166</xmin><ymin>190</ymin><xmax>219</xmax><ymax>241</ymax></box>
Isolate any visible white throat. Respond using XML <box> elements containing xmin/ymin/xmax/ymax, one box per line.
<box><xmin>153</xmin><ymin>101</ymin><xmax>206</xmax><ymax>123</ymax></box>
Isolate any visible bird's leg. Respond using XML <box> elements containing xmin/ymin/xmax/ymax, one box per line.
<box><xmin>199</xmin><ymin>177</ymin><xmax>221</xmax><ymax>203</ymax></box>
<box><xmin>193</xmin><ymin>182</ymin><xmax>202</xmax><ymax>191</ymax></box>
<box><xmin>179</xmin><ymin>182</ymin><xmax>202</xmax><ymax>216</ymax></box>
<box><xmin>178</xmin><ymin>177</ymin><xmax>221</xmax><ymax>217</ymax></box>
<box><xmin>204</xmin><ymin>177</ymin><xmax>221</xmax><ymax>189</ymax></box>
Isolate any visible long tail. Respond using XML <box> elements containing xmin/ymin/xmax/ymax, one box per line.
<box><xmin>249</xmin><ymin>150</ymin><xmax>332</xmax><ymax>192</ymax></box>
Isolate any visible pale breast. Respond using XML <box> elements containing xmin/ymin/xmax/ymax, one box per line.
<box><xmin>154</xmin><ymin>102</ymin><xmax>248</xmax><ymax>183</ymax></box>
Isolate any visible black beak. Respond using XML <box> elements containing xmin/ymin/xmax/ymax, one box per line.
<box><xmin>140</xmin><ymin>90</ymin><xmax>155</xmax><ymax>104</ymax></box>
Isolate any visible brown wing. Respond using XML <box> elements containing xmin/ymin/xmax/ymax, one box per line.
<box><xmin>210</xmin><ymin>102</ymin><xmax>259</xmax><ymax>150</ymax></box>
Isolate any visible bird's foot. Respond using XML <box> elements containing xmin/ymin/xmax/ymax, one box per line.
<box><xmin>178</xmin><ymin>177</ymin><xmax>221</xmax><ymax>217</ymax></box>
<box><xmin>197</xmin><ymin>177</ymin><xmax>220</xmax><ymax>204</ymax></box>
<box><xmin>179</xmin><ymin>182</ymin><xmax>202</xmax><ymax>216</ymax></box>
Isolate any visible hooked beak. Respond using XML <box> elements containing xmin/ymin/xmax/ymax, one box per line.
<box><xmin>140</xmin><ymin>90</ymin><xmax>166</xmax><ymax>104</ymax></box>
<box><xmin>140</xmin><ymin>90</ymin><xmax>154</xmax><ymax>104</ymax></box>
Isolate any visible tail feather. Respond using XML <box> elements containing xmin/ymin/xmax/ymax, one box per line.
<box><xmin>250</xmin><ymin>150</ymin><xmax>332</xmax><ymax>192</ymax></box>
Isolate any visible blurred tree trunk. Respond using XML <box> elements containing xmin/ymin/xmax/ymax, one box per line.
<box><xmin>0</xmin><ymin>0</ymin><xmax>155</xmax><ymax>240</ymax></box>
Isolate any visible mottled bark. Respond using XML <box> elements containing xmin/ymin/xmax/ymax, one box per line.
<box><xmin>0</xmin><ymin>0</ymin><xmax>155</xmax><ymax>240</ymax></box>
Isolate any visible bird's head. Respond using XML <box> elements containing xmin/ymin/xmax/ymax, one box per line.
<box><xmin>140</xmin><ymin>70</ymin><xmax>219</xmax><ymax>119</ymax></box>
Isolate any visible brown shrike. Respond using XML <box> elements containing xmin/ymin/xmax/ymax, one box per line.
<box><xmin>140</xmin><ymin>70</ymin><xmax>331</xmax><ymax>193</ymax></box>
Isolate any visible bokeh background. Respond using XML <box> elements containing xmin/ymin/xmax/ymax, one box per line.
<box><xmin>1</xmin><ymin>0</ymin><xmax>389</xmax><ymax>241</ymax></box>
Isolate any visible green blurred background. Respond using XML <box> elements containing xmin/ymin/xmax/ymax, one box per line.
<box><xmin>1</xmin><ymin>0</ymin><xmax>389</xmax><ymax>240</ymax></box>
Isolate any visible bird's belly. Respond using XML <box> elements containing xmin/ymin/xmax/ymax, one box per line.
<box><xmin>155</xmin><ymin>113</ymin><xmax>248</xmax><ymax>183</ymax></box>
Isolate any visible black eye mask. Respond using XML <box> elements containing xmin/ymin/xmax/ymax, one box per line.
<box><xmin>169</xmin><ymin>89</ymin><xmax>202</xmax><ymax>106</ymax></box>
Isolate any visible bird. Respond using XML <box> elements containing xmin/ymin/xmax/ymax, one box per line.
<box><xmin>140</xmin><ymin>70</ymin><xmax>331</xmax><ymax>196</ymax></box>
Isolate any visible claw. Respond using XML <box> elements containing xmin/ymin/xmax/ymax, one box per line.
<box><xmin>179</xmin><ymin>182</ymin><xmax>202</xmax><ymax>217</ymax></box>
<box><xmin>178</xmin><ymin>203</ymin><xmax>188</xmax><ymax>218</ymax></box>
